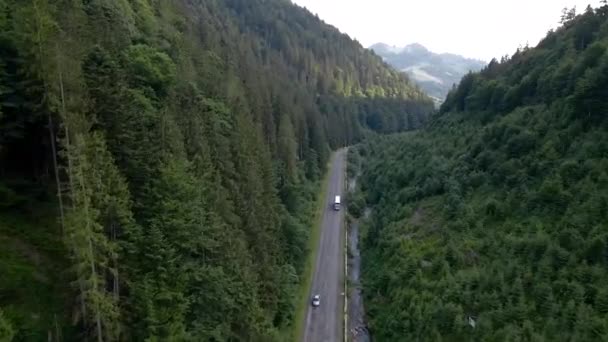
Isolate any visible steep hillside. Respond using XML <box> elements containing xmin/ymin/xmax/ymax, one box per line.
<box><xmin>355</xmin><ymin>5</ymin><xmax>608</xmax><ymax>341</ymax></box>
<box><xmin>0</xmin><ymin>0</ymin><xmax>432</xmax><ymax>340</ymax></box>
<box><xmin>370</xmin><ymin>42</ymin><xmax>485</xmax><ymax>105</ymax></box>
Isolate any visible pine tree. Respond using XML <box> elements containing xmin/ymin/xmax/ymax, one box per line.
<box><xmin>277</xmin><ymin>113</ymin><xmax>298</xmax><ymax>185</ymax></box>
<box><xmin>64</xmin><ymin>133</ymin><xmax>123</xmax><ymax>341</ymax></box>
<box><xmin>128</xmin><ymin>158</ymin><xmax>194</xmax><ymax>339</ymax></box>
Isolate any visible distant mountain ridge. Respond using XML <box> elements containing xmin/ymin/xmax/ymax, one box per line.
<box><xmin>370</xmin><ymin>42</ymin><xmax>486</xmax><ymax>105</ymax></box>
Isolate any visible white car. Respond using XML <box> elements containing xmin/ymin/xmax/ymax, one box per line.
<box><xmin>311</xmin><ymin>294</ymin><xmax>320</xmax><ymax>307</ymax></box>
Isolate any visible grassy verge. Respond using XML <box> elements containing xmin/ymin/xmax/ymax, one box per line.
<box><xmin>291</xmin><ymin>153</ymin><xmax>335</xmax><ymax>341</ymax></box>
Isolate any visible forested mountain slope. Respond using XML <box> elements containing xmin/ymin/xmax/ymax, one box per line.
<box><xmin>370</xmin><ymin>42</ymin><xmax>485</xmax><ymax>105</ymax></box>
<box><xmin>0</xmin><ymin>0</ymin><xmax>432</xmax><ymax>340</ymax></box>
<box><xmin>352</xmin><ymin>5</ymin><xmax>608</xmax><ymax>341</ymax></box>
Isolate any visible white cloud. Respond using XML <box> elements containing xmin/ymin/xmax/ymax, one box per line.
<box><xmin>291</xmin><ymin>0</ymin><xmax>603</xmax><ymax>61</ymax></box>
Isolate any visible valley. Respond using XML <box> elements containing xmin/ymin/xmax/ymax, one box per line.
<box><xmin>0</xmin><ymin>0</ymin><xmax>607</xmax><ymax>341</ymax></box>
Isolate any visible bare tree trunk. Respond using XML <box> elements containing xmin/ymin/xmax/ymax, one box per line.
<box><xmin>33</xmin><ymin>0</ymin><xmax>66</xmax><ymax>234</ymax></box>
<box><xmin>53</xmin><ymin>40</ymin><xmax>70</xmax><ymax>235</ymax></box>
<box><xmin>54</xmin><ymin>314</ymin><xmax>62</xmax><ymax>342</ymax></box>
<box><xmin>56</xmin><ymin>43</ymin><xmax>67</xmax><ymax>123</ymax></box>
<box><xmin>48</xmin><ymin>113</ymin><xmax>66</xmax><ymax>232</ymax></box>
<box><xmin>89</xmin><ymin>235</ymin><xmax>104</xmax><ymax>342</ymax></box>
<box><xmin>112</xmin><ymin>224</ymin><xmax>119</xmax><ymax>300</ymax></box>
<box><xmin>111</xmin><ymin>223</ymin><xmax>120</xmax><ymax>340</ymax></box>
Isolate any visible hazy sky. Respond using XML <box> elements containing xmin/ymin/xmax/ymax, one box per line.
<box><xmin>291</xmin><ymin>0</ymin><xmax>603</xmax><ymax>61</ymax></box>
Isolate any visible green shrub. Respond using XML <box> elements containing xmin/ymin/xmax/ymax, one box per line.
<box><xmin>0</xmin><ymin>309</ymin><xmax>14</xmax><ymax>342</ymax></box>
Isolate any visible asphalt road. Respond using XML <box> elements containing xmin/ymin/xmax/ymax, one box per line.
<box><xmin>303</xmin><ymin>148</ymin><xmax>347</xmax><ymax>342</ymax></box>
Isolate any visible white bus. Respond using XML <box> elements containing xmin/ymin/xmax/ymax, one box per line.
<box><xmin>333</xmin><ymin>195</ymin><xmax>341</xmax><ymax>211</ymax></box>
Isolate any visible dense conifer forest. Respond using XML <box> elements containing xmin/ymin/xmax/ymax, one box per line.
<box><xmin>0</xmin><ymin>0</ymin><xmax>432</xmax><ymax>340</ymax></box>
<box><xmin>352</xmin><ymin>4</ymin><xmax>608</xmax><ymax>341</ymax></box>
